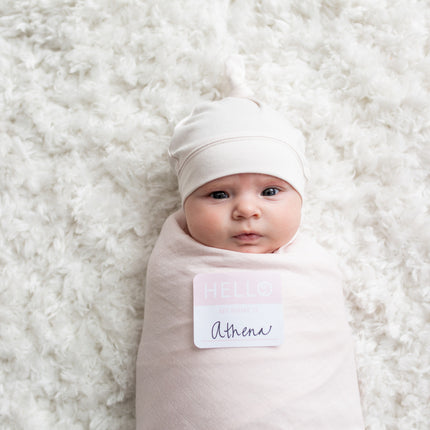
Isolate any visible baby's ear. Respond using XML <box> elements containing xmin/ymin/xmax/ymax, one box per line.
<box><xmin>224</xmin><ymin>55</ymin><xmax>254</xmax><ymax>99</ymax></box>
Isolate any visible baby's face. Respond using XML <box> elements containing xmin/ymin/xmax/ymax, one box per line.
<box><xmin>184</xmin><ymin>173</ymin><xmax>302</xmax><ymax>253</ymax></box>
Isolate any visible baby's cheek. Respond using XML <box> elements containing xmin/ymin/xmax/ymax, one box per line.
<box><xmin>202</xmin><ymin>209</ymin><xmax>221</xmax><ymax>226</ymax></box>
<box><xmin>187</xmin><ymin>209</ymin><xmax>221</xmax><ymax>243</ymax></box>
<box><xmin>200</xmin><ymin>210</ymin><xmax>223</xmax><ymax>236</ymax></box>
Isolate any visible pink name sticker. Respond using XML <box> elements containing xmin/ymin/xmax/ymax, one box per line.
<box><xmin>193</xmin><ymin>271</ymin><xmax>284</xmax><ymax>349</ymax></box>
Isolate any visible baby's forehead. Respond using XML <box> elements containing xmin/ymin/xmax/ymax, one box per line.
<box><xmin>201</xmin><ymin>173</ymin><xmax>289</xmax><ymax>188</ymax></box>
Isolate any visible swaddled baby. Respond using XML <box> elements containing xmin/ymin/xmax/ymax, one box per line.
<box><xmin>136</xmin><ymin>68</ymin><xmax>364</xmax><ymax>429</ymax></box>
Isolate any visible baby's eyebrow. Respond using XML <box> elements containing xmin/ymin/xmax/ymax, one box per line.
<box><xmin>206</xmin><ymin>181</ymin><xmax>232</xmax><ymax>189</ymax></box>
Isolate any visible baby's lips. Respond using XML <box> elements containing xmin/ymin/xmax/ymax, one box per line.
<box><xmin>233</xmin><ymin>233</ymin><xmax>262</xmax><ymax>241</ymax></box>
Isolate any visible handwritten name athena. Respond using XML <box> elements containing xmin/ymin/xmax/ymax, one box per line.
<box><xmin>211</xmin><ymin>321</ymin><xmax>272</xmax><ymax>339</ymax></box>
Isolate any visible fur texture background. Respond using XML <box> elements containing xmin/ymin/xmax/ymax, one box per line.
<box><xmin>1</xmin><ymin>0</ymin><xmax>429</xmax><ymax>428</ymax></box>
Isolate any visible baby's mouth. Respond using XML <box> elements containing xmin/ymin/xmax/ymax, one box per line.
<box><xmin>233</xmin><ymin>233</ymin><xmax>262</xmax><ymax>241</ymax></box>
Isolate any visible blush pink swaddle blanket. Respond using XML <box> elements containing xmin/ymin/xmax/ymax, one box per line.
<box><xmin>136</xmin><ymin>210</ymin><xmax>364</xmax><ymax>429</ymax></box>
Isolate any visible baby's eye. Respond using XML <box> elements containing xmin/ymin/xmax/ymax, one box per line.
<box><xmin>210</xmin><ymin>191</ymin><xmax>229</xmax><ymax>199</ymax></box>
<box><xmin>261</xmin><ymin>187</ymin><xmax>279</xmax><ymax>197</ymax></box>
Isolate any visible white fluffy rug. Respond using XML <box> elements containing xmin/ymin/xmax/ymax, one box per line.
<box><xmin>1</xmin><ymin>1</ymin><xmax>429</xmax><ymax>429</ymax></box>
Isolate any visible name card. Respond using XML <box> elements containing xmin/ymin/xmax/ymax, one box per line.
<box><xmin>193</xmin><ymin>271</ymin><xmax>284</xmax><ymax>349</ymax></box>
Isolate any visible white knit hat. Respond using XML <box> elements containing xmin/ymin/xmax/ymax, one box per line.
<box><xmin>168</xmin><ymin>57</ymin><xmax>309</xmax><ymax>203</ymax></box>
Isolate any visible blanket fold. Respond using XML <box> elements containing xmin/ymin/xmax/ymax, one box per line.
<box><xmin>136</xmin><ymin>210</ymin><xmax>364</xmax><ymax>429</ymax></box>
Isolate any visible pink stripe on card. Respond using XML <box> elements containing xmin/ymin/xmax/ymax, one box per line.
<box><xmin>193</xmin><ymin>271</ymin><xmax>282</xmax><ymax>306</ymax></box>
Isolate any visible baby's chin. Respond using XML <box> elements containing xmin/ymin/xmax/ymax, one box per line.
<box><xmin>205</xmin><ymin>242</ymin><xmax>279</xmax><ymax>254</ymax></box>
<box><xmin>186</xmin><ymin>228</ymin><xmax>286</xmax><ymax>254</ymax></box>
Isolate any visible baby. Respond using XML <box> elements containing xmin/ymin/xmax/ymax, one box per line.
<box><xmin>136</xmin><ymin>75</ymin><xmax>364</xmax><ymax>429</ymax></box>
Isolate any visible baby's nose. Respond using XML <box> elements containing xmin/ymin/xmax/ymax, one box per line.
<box><xmin>232</xmin><ymin>197</ymin><xmax>261</xmax><ymax>219</ymax></box>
